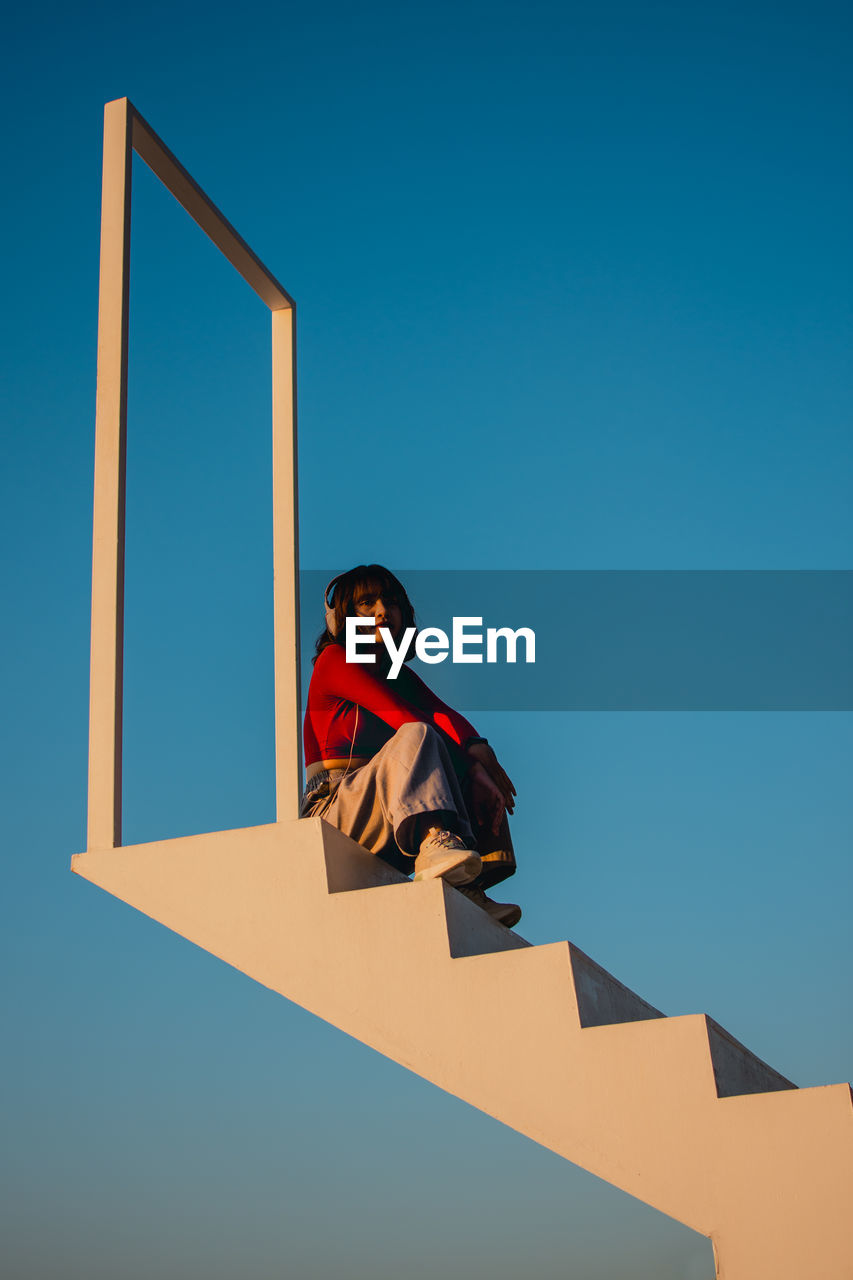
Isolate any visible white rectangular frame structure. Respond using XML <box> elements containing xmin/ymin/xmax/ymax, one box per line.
<box><xmin>88</xmin><ymin>96</ymin><xmax>300</xmax><ymax>851</ymax></box>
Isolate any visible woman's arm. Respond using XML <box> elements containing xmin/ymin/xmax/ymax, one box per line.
<box><xmin>465</xmin><ymin>742</ymin><xmax>516</xmax><ymax>814</ymax></box>
<box><xmin>316</xmin><ymin>646</ymin><xmax>517</xmax><ymax>806</ymax></box>
<box><xmin>315</xmin><ymin>646</ymin><xmax>472</xmax><ymax>774</ymax></box>
<box><xmin>395</xmin><ymin>664</ymin><xmax>480</xmax><ymax>746</ymax></box>
<box><xmin>400</xmin><ymin>667</ymin><xmax>516</xmax><ymax>812</ymax></box>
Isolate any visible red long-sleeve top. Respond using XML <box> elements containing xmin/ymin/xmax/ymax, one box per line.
<box><xmin>303</xmin><ymin>642</ymin><xmax>479</xmax><ymax>771</ymax></box>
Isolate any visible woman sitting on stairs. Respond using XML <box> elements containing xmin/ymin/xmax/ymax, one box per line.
<box><xmin>300</xmin><ymin>564</ymin><xmax>521</xmax><ymax>928</ymax></box>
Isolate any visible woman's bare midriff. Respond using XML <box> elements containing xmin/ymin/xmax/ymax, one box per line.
<box><xmin>306</xmin><ymin>757</ymin><xmax>370</xmax><ymax>781</ymax></box>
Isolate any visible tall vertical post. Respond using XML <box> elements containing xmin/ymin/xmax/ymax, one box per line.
<box><xmin>87</xmin><ymin>98</ymin><xmax>299</xmax><ymax>846</ymax></box>
<box><xmin>271</xmin><ymin>306</ymin><xmax>302</xmax><ymax>819</ymax></box>
<box><xmin>87</xmin><ymin>98</ymin><xmax>132</xmax><ymax>851</ymax></box>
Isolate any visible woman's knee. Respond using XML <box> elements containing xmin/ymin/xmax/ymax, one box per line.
<box><xmin>387</xmin><ymin>721</ymin><xmax>448</xmax><ymax>771</ymax></box>
<box><xmin>393</xmin><ymin>721</ymin><xmax>436</xmax><ymax>748</ymax></box>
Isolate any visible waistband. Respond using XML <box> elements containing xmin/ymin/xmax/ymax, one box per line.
<box><xmin>302</xmin><ymin>766</ymin><xmax>352</xmax><ymax>799</ymax></box>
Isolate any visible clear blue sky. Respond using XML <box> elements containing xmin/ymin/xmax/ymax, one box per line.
<box><xmin>2</xmin><ymin>1</ymin><xmax>851</xmax><ymax>1277</ymax></box>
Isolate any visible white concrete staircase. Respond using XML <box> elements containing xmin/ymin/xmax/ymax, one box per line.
<box><xmin>72</xmin><ymin>818</ymin><xmax>853</xmax><ymax>1278</ymax></box>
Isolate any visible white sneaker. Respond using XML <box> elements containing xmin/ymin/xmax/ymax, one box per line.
<box><xmin>413</xmin><ymin>828</ymin><xmax>482</xmax><ymax>886</ymax></box>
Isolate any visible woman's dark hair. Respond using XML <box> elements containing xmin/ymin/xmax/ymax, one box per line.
<box><xmin>313</xmin><ymin>564</ymin><xmax>416</xmax><ymax>663</ymax></box>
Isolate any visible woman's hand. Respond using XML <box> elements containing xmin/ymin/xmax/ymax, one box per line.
<box><xmin>466</xmin><ymin>742</ymin><xmax>516</xmax><ymax>815</ymax></box>
<box><xmin>468</xmin><ymin>761</ymin><xmax>507</xmax><ymax>837</ymax></box>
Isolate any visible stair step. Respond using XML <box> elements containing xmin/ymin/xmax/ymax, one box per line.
<box><xmin>319</xmin><ymin>822</ymin><xmax>531</xmax><ymax>958</ymax></box>
<box><xmin>320</xmin><ymin>823</ymin><xmax>410</xmax><ymax>893</ymax></box>
<box><xmin>705</xmin><ymin>1016</ymin><xmax>796</xmax><ymax>1097</ymax></box>
<box><xmin>569</xmin><ymin>945</ymin><xmax>665</xmax><ymax>1027</ymax></box>
<box><xmin>443</xmin><ymin>883</ymin><xmax>531</xmax><ymax>958</ymax></box>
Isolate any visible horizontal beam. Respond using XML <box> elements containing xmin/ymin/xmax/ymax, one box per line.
<box><xmin>128</xmin><ymin>101</ymin><xmax>294</xmax><ymax>312</ymax></box>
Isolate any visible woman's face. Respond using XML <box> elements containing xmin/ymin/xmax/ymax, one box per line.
<box><xmin>352</xmin><ymin>581</ymin><xmax>403</xmax><ymax>646</ymax></box>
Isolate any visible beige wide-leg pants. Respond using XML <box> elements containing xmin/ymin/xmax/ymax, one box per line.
<box><xmin>300</xmin><ymin>722</ymin><xmax>516</xmax><ymax>888</ymax></box>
